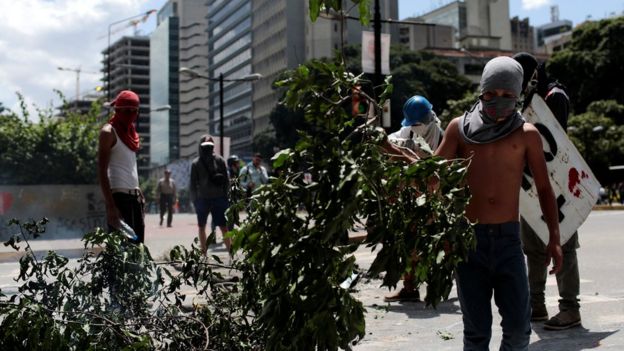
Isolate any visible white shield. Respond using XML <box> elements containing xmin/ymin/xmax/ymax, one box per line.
<box><xmin>519</xmin><ymin>95</ymin><xmax>601</xmax><ymax>245</ymax></box>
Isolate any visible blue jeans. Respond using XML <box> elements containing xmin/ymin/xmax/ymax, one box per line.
<box><xmin>456</xmin><ymin>222</ymin><xmax>531</xmax><ymax>351</ymax></box>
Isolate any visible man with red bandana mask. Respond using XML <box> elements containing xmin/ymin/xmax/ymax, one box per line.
<box><xmin>98</xmin><ymin>90</ymin><xmax>145</xmax><ymax>243</ymax></box>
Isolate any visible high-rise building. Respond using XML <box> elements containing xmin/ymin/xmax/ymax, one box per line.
<box><xmin>150</xmin><ymin>3</ymin><xmax>180</xmax><ymax>166</ymax></box>
<box><xmin>207</xmin><ymin>0</ymin><xmax>254</xmax><ymax>159</ymax></box>
<box><xmin>177</xmin><ymin>1</ymin><xmax>210</xmax><ymax>159</ymax></box>
<box><xmin>151</xmin><ymin>0</ymin><xmax>210</xmax><ymax>164</ymax></box>
<box><xmin>251</xmin><ymin>0</ymin><xmax>305</xmax><ymax>136</ymax></box>
<box><xmin>102</xmin><ymin>36</ymin><xmax>151</xmax><ymax>176</ymax></box>
<box><xmin>398</xmin><ymin>18</ymin><xmax>455</xmax><ymax>50</ymax></box>
<box><xmin>419</xmin><ymin>0</ymin><xmax>512</xmax><ymax>51</ymax></box>
<box><xmin>536</xmin><ymin>20</ymin><xmax>573</xmax><ymax>53</ymax></box>
<box><xmin>253</xmin><ymin>0</ymin><xmax>398</xmax><ymax>137</ymax></box>
<box><xmin>510</xmin><ymin>16</ymin><xmax>535</xmax><ymax>53</ymax></box>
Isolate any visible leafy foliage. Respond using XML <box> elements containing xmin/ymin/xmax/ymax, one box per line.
<box><xmin>230</xmin><ymin>57</ymin><xmax>473</xmax><ymax>350</ymax></box>
<box><xmin>548</xmin><ymin>16</ymin><xmax>624</xmax><ymax>113</ymax></box>
<box><xmin>0</xmin><ymin>92</ymin><xmax>100</xmax><ymax>185</ymax></box>
<box><xmin>1</xmin><ymin>4</ymin><xmax>475</xmax><ymax>349</ymax></box>
<box><xmin>0</xmin><ymin>218</ymin><xmax>262</xmax><ymax>350</ymax></box>
<box><xmin>439</xmin><ymin>91</ymin><xmax>479</xmax><ymax>128</ymax></box>
<box><xmin>264</xmin><ymin>46</ymin><xmax>473</xmax><ymax>155</ymax></box>
<box><xmin>567</xmin><ymin>102</ymin><xmax>624</xmax><ymax>184</ymax></box>
<box><xmin>344</xmin><ymin>45</ymin><xmax>472</xmax><ymax>131</ymax></box>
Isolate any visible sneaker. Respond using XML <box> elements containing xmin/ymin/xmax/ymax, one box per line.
<box><xmin>543</xmin><ymin>310</ymin><xmax>581</xmax><ymax>330</ymax></box>
<box><xmin>531</xmin><ymin>304</ymin><xmax>549</xmax><ymax>322</ymax></box>
<box><xmin>383</xmin><ymin>288</ymin><xmax>420</xmax><ymax>302</ymax></box>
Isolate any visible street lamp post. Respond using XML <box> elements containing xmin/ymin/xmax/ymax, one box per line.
<box><xmin>106</xmin><ymin>10</ymin><xmax>156</xmax><ymax>102</ymax></box>
<box><xmin>179</xmin><ymin>67</ymin><xmax>262</xmax><ymax>157</ymax></box>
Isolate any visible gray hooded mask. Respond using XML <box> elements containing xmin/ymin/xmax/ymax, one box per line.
<box><xmin>459</xmin><ymin>56</ymin><xmax>525</xmax><ymax>144</ymax></box>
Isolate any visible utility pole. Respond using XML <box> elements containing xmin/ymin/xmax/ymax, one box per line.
<box><xmin>373</xmin><ymin>0</ymin><xmax>383</xmax><ymax>93</ymax></box>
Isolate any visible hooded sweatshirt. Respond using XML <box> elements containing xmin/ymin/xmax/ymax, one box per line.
<box><xmin>189</xmin><ymin>138</ymin><xmax>228</xmax><ymax>201</ymax></box>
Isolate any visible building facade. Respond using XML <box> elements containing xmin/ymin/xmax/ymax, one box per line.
<box><xmin>207</xmin><ymin>0</ymin><xmax>254</xmax><ymax>159</ymax></box>
<box><xmin>177</xmin><ymin>0</ymin><xmax>210</xmax><ymax>159</ymax></box>
<box><xmin>510</xmin><ymin>16</ymin><xmax>535</xmax><ymax>53</ymax></box>
<box><xmin>253</xmin><ymin>0</ymin><xmax>398</xmax><ymax>138</ymax></box>
<box><xmin>102</xmin><ymin>36</ymin><xmax>151</xmax><ymax>176</ymax></box>
<box><xmin>251</xmin><ymin>0</ymin><xmax>305</xmax><ymax>137</ymax></box>
<box><xmin>398</xmin><ymin>17</ymin><xmax>455</xmax><ymax>50</ymax></box>
<box><xmin>150</xmin><ymin>3</ymin><xmax>180</xmax><ymax>167</ymax></box>
<box><xmin>536</xmin><ymin>19</ymin><xmax>573</xmax><ymax>53</ymax></box>
<box><xmin>419</xmin><ymin>0</ymin><xmax>512</xmax><ymax>51</ymax></box>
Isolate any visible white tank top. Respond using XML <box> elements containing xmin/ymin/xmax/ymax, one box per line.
<box><xmin>108</xmin><ymin>125</ymin><xmax>139</xmax><ymax>189</ymax></box>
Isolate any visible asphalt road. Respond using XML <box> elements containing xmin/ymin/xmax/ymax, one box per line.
<box><xmin>0</xmin><ymin>210</ymin><xmax>622</xmax><ymax>350</ymax></box>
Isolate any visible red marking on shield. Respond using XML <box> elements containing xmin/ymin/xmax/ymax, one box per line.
<box><xmin>0</xmin><ymin>192</ymin><xmax>13</xmax><ymax>215</ymax></box>
<box><xmin>568</xmin><ymin>168</ymin><xmax>582</xmax><ymax>198</ymax></box>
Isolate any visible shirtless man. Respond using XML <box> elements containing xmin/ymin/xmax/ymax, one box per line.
<box><xmin>435</xmin><ymin>56</ymin><xmax>563</xmax><ymax>350</ymax></box>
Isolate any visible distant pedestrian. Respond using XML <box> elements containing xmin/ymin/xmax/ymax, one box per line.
<box><xmin>190</xmin><ymin>135</ymin><xmax>230</xmax><ymax>255</ymax></box>
<box><xmin>239</xmin><ymin>153</ymin><xmax>269</xmax><ymax>199</ymax></box>
<box><xmin>384</xmin><ymin>95</ymin><xmax>444</xmax><ymax>303</ymax></box>
<box><xmin>227</xmin><ymin>155</ymin><xmax>241</xmax><ymax>180</ymax></box>
<box><xmin>97</xmin><ymin>90</ymin><xmax>145</xmax><ymax>243</ymax></box>
<box><xmin>514</xmin><ymin>52</ymin><xmax>582</xmax><ymax>330</ymax></box>
<box><xmin>157</xmin><ymin>169</ymin><xmax>177</xmax><ymax>227</ymax></box>
<box><xmin>436</xmin><ymin>56</ymin><xmax>562</xmax><ymax>350</ymax></box>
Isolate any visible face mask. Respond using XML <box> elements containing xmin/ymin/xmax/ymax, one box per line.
<box><xmin>481</xmin><ymin>96</ymin><xmax>518</xmax><ymax>122</ymax></box>
<box><xmin>200</xmin><ymin>144</ymin><xmax>214</xmax><ymax>156</ymax></box>
<box><xmin>114</xmin><ymin>108</ymin><xmax>139</xmax><ymax>126</ymax></box>
<box><xmin>410</xmin><ymin>124</ymin><xmax>428</xmax><ymax>137</ymax></box>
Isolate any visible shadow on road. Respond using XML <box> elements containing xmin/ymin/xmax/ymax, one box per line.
<box><xmin>529</xmin><ymin>325</ymin><xmax>618</xmax><ymax>351</ymax></box>
<box><xmin>367</xmin><ymin>297</ymin><xmax>462</xmax><ymax>320</ymax></box>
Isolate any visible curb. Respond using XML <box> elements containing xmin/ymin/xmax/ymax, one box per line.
<box><xmin>593</xmin><ymin>205</ymin><xmax>624</xmax><ymax>211</ymax></box>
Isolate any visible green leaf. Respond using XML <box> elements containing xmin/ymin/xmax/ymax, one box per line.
<box><xmin>309</xmin><ymin>0</ymin><xmax>320</xmax><ymax>22</ymax></box>
<box><xmin>358</xmin><ymin>0</ymin><xmax>371</xmax><ymax>25</ymax></box>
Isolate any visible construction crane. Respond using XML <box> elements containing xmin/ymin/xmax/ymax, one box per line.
<box><xmin>57</xmin><ymin>66</ymin><xmax>99</xmax><ymax>105</ymax></box>
<box><xmin>104</xmin><ymin>9</ymin><xmax>157</xmax><ymax>101</ymax></box>
<box><xmin>97</xmin><ymin>10</ymin><xmax>157</xmax><ymax>40</ymax></box>
<box><xmin>97</xmin><ymin>10</ymin><xmax>156</xmax><ymax>40</ymax></box>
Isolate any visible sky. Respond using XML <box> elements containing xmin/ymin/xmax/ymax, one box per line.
<box><xmin>1</xmin><ymin>0</ymin><xmax>622</xmax><ymax>118</ymax></box>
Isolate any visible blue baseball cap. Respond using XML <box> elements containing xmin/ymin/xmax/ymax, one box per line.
<box><xmin>401</xmin><ymin>95</ymin><xmax>433</xmax><ymax>127</ymax></box>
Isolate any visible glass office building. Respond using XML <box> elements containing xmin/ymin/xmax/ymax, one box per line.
<box><xmin>150</xmin><ymin>3</ymin><xmax>179</xmax><ymax>166</ymax></box>
<box><xmin>207</xmin><ymin>0</ymin><xmax>253</xmax><ymax>159</ymax></box>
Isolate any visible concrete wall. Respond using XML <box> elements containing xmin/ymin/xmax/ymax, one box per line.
<box><xmin>0</xmin><ymin>185</ymin><xmax>105</xmax><ymax>240</ymax></box>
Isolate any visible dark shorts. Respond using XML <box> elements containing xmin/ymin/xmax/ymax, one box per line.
<box><xmin>194</xmin><ymin>197</ymin><xmax>228</xmax><ymax>228</ymax></box>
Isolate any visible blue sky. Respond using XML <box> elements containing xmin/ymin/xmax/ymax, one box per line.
<box><xmin>399</xmin><ymin>0</ymin><xmax>623</xmax><ymax>27</ymax></box>
<box><xmin>1</xmin><ymin>0</ymin><xmax>622</xmax><ymax>116</ymax></box>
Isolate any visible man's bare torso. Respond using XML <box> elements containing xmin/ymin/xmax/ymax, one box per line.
<box><xmin>456</xmin><ymin>122</ymin><xmax>530</xmax><ymax>224</ymax></box>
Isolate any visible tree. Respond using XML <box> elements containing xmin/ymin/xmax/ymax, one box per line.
<box><xmin>567</xmin><ymin>100</ymin><xmax>624</xmax><ymax>184</ymax></box>
<box><xmin>439</xmin><ymin>91</ymin><xmax>479</xmax><ymax>128</ymax></box>
<box><xmin>0</xmin><ymin>92</ymin><xmax>100</xmax><ymax>185</ymax></box>
<box><xmin>344</xmin><ymin>45</ymin><xmax>472</xmax><ymax>131</ymax></box>
<box><xmin>0</xmin><ymin>218</ymin><xmax>261</xmax><ymax>350</ymax></box>
<box><xmin>548</xmin><ymin>16</ymin><xmax>624</xmax><ymax>113</ymax></box>
<box><xmin>265</xmin><ymin>45</ymin><xmax>473</xmax><ymax>152</ymax></box>
<box><xmin>230</xmin><ymin>54</ymin><xmax>473</xmax><ymax>350</ymax></box>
